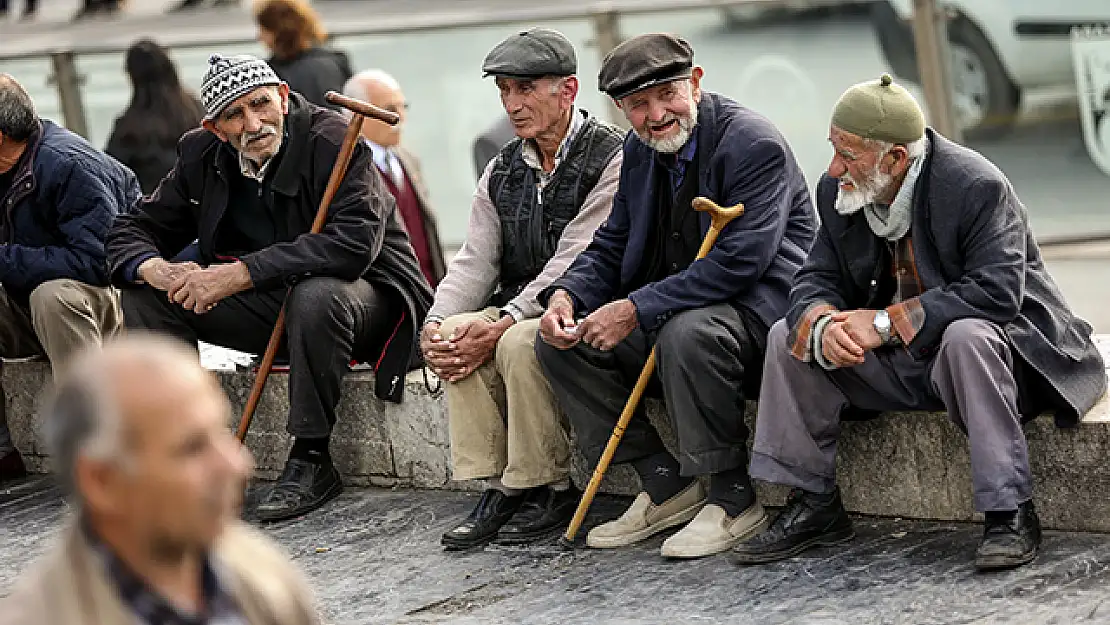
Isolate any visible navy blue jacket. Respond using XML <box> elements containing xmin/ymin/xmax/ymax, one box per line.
<box><xmin>0</xmin><ymin>120</ymin><xmax>139</xmax><ymax>300</ymax></box>
<box><xmin>544</xmin><ymin>92</ymin><xmax>816</xmax><ymax>332</ymax></box>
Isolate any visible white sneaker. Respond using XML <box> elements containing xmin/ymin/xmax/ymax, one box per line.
<box><xmin>660</xmin><ymin>502</ymin><xmax>769</xmax><ymax>559</ymax></box>
<box><xmin>586</xmin><ymin>482</ymin><xmax>706</xmax><ymax>549</ymax></box>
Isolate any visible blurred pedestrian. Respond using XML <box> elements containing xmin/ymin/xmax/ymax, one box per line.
<box><xmin>0</xmin><ymin>335</ymin><xmax>322</xmax><ymax>625</ymax></box>
<box><xmin>0</xmin><ymin>0</ymin><xmax>38</xmax><ymax>21</ymax></box>
<box><xmin>171</xmin><ymin>0</ymin><xmax>237</xmax><ymax>11</ymax></box>
<box><xmin>343</xmin><ymin>69</ymin><xmax>446</xmax><ymax>288</ymax></box>
<box><xmin>73</xmin><ymin>0</ymin><xmax>121</xmax><ymax>20</ymax></box>
<box><xmin>105</xmin><ymin>39</ymin><xmax>205</xmax><ymax>195</ymax></box>
<box><xmin>253</xmin><ymin>0</ymin><xmax>353</xmax><ymax>110</ymax></box>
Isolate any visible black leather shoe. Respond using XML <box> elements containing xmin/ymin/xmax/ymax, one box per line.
<box><xmin>496</xmin><ymin>485</ymin><xmax>581</xmax><ymax>545</ymax></box>
<box><xmin>0</xmin><ymin>449</ymin><xmax>27</xmax><ymax>484</ymax></box>
<box><xmin>254</xmin><ymin>459</ymin><xmax>343</xmax><ymax>522</ymax></box>
<box><xmin>442</xmin><ymin>489</ymin><xmax>526</xmax><ymax>551</ymax></box>
<box><xmin>975</xmin><ymin>500</ymin><xmax>1041</xmax><ymax>571</ymax></box>
<box><xmin>731</xmin><ymin>488</ymin><xmax>854</xmax><ymax>564</ymax></box>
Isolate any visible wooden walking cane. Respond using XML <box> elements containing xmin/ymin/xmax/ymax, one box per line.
<box><xmin>235</xmin><ymin>91</ymin><xmax>401</xmax><ymax>443</ymax></box>
<box><xmin>563</xmin><ymin>196</ymin><xmax>746</xmax><ymax>542</ymax></box>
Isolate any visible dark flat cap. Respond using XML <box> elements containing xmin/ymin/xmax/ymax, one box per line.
<box><xmin>482</xmin><ymin>28</ymin><xmax>577</xmax><ymax>79</ymax></box>
<box><xmin>599</xmin><ymin>33</ymin><xmax>694</xmax><ymax>100</ymax></box>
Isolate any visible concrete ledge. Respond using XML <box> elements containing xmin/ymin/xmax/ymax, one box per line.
<box><xmin>6</xmin><ymin>337</ymin><xmax>1110</xmax><ymax>532</ymax></box>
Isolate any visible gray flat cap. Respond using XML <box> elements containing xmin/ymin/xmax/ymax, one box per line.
<box><xmin>599</xmin><ymin>33</ymin><xmax>694</xmax><ymax>100</ymax></box>
<box><xmin>482</xmin><ymin>27</ymin><xmax>577</xmax><ymax>79</ymax></box>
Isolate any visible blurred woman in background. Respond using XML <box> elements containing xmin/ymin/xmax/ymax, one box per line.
<box><xmin>253</xmin><ymin>0</ymin><xmax>352</xmax><ymax>110</ymax></box>
<box><xmin>105</xmin><ymin>39</ymin><xmax>204</xmax><ymax>195</ymax></box>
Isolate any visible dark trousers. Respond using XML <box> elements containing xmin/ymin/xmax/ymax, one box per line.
<box><xmin>121</xmin><ymin>277</ymin><xmax>399</xmax><ymax>438</ymax></box>
<box><xmin>536</xmin><ymin>303</ymin><xmax>766</xmax><ymax>477</ymax></box>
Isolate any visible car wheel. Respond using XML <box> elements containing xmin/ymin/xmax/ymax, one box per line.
<box><xmin>947</xmin><ymin>17</ymin><xmax>1022</xmax><ymax>139</ymax></box>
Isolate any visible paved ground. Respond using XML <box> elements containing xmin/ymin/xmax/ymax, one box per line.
<box><xmin>3</xmin><ymin>476</ymin><xmax>1110</xmax><ymax>624</ymax></box>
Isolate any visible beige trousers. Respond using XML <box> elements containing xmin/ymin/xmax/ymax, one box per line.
<box><xmin>0</xmin><ymin>279</ymin><xmax>123</xmax><ymax>369</ymax></box>
<box><xmin>441</xmin><ymin>307</ymin><xmax>570</xmax><ymax>489</ymax></box>
<box><xmin>0</xmin><ymin>279</ymin><xmax>123</xmax><ymax>456</ymax></box>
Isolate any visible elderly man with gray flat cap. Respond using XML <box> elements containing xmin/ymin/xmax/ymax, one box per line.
<box><xmin>426</xmin><ymin>28</ymin><xmax>623</xmax><ymax>550</ymax></box>
<box><xmin>734</xmin><ymin>74</ymin><xmax>1106</xmax><ymax>571</ymax></box>
<box><xmin>535</xmin><ymin>33</ymin><xmax>816</xmax><ymax>560</ymax></box>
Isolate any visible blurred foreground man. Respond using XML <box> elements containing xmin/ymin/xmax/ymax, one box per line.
<box><xmin>107</xmin><ymin>54</ymin><xmax>433</xmax><ymax>522</ymax></box>
<box><xmin>343</xmin><ymin>69</ymin><xmax>447</xmax><ymax>288</ymax></box>
<box><xmin>734</xmin><ymin>74</ymin><xmax>1107</xmax><ymax>571</ymax></box>
<box><xmin>428</xmin><ymin>28</ymin><xmax>623</xmax><ymax>550</ymax></box>
<box><xmin>0</xmin><ymin>335</ymin><xmax>320</xmax><ymax>625</ymax></box>
<box><xmin>536</xmin><ymin>33</ymin><xmax>815</xmax><ymax>559</ymax></box>
<box><xmin>0</xmin><ymin>74</ymin><xmax>138</xmax><ymax>484</ymax></box>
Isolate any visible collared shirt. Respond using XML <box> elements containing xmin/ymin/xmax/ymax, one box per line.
<box><xmin>237</xmin><ymin>131</ymin><xmax>287</xmax><ymax>182</ymax></box>
<box><xmin>655</xmin><ymin>132</ymin><xmax>698</xmax><ymax>193</ymax></box>
<box><xmin>85</xmin><ymin>525</ymin><xmax>248</xmax><ymax>625</ymax></box>
<box><xmin>521</xmin><ymin>106</ymin><xmax>585</xmax><ymax>196</ymax></box>
<box><xmin>363</xmin><ymin>138</ymin><xmax>405</xmax><ymax>187</ymax></box>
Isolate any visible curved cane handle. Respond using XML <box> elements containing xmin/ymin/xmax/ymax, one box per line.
<box><xmin>691</xmin><ymin>197</ymin><xmax>745</xmax><ymax>259</ymax></box>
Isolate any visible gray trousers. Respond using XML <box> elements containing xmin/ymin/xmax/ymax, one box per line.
<box><xmin>536</xmin><ymin>303</ymin><xmax>765</xmax><ymax>477</ymax></box>
<box><xmin>121</xmin><ymin>277</ymin><xmax>398</xmax><ymax>439</ymax></box>
<box><xmin>750</xmin><ymin>317</ymin><xmax>1032</xmax><ymax>512</ymax></box>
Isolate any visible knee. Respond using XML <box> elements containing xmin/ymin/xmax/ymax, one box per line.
<box><xmin>937</xmin><ymin>319</ymin><xmax>1006</xmax><ymax>363</ymax></box>
<box><xmin>29</xmin><ymin>280</ymin><xmax>90</xmax><ymax>318</ymax></box>
<box><xmin>495</xmin><ymin>320</ymin><xmax>539</xmax><ymax>368</ymax></box>
<box><xmin>767</xmin><ymin>318</ymin><xmax>790</xmax><ymax>353</ymax></box>
<box><xmin>286</xmin><ymin>278</ymin><xmax>349</xmax><ymax>324</ymax></box>
<box><xmin>438</xmin><ymin>312</ymin><xmax>475</xmax><ymax>339</ymax></box>
<box><xmin>655</xmin><ymin>308</ymin><xmax>723</xmax><ymax>361</ymax></box>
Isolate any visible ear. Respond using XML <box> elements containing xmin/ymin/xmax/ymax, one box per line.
<box><xmin>75</xmin><ymin>456</ymin><xmax>125</xmax><ymax>515</ymax></box>
<box><xmin>690</xmin><ymin>66</ymin><xmax>705</xmax><ymax>101</ymax></box>
<box><xmin>612</xmin><ymin>97</ymin><xmax>624</xmax><ymax>111</ymax></box>
<box><xmin>562</xmin><ymin>75</ymin><xmax>579</xmax><ymax>105</ymax></box>
<box><xmin>278</xmin><ymin>83</ymin><xmax>291</xmax><ymax>115</ymax></box>
<box><xmin>885</xmin><ymin>145</ymin><xmax>911</xmax><ymax>176</ymax></box>
<box><xmin>201</xmin><ymin>119</ymin><xmax>228</xmax><ymax>143</ymax></box>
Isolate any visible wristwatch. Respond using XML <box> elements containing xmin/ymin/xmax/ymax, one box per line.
<box><xmin>873</xmin><ymin>309</ymin><xmax>893</xmax><ymax>345</ymax></box>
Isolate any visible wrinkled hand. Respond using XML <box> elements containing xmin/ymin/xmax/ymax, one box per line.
<box><xmin>577</xmin><ymin>299</ymin><xmax>638</xmax><ymax>352</ymax></box>
<box><xmin>539</xmin><ymin>290</ymin><xmax>579</xmax><ymax>350</ymax></box>
<box><xmin>820</xmin><ymin>310</ymin><xmax>881</xmax><ymax>368</ymax></box>
<box><xmin>424</xmin><ymin>317</ymin><xmax>512</xmax><ymax>382</ymax></box>
<box><xmin>168</xmin><ymin>262</ymin><xmax>252</xmax><ymax>314</ymax></box>
<box><xmin>137</xmin><ymin>258</ymin><xmax>202</xmax><ymax>292</ymax></box>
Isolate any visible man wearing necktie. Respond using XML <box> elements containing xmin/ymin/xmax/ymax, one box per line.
<box><xmin>342</xmin><ymin>70</ymin><xmax>446</xmax><ymax>288</ymax></box>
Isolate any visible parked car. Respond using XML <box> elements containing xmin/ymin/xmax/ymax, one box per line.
<box><xmin>872</xmin><ymin>0</ymin><xmax>1110</xmax><ymax>137</ymax></box>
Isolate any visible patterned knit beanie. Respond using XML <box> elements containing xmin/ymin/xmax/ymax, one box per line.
<box><xmin>200</xmin><ymin>54</ymin><xmax>283</xmax><ymax>121</ymax></box>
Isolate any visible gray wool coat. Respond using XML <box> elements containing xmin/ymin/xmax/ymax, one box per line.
<box><xmin>787</xmin><ymin>128</ymin><xmax>1106</xmax><ymax>426</ymax></box>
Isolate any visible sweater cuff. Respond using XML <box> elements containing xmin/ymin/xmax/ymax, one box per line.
<box><xmin>811</xmin><ymin>313</ymin><xmax>840</xmax><ymax>370</ymax></box>
<box><xmin>887</xmin><ymin>297</ymin><xmax>926</xmax><ymax>346</ymax></box>
<box><xmin>125</xmin><ymin>253</ymin><xmax>159</xmax><ymax>284</ymax></box>
<box><xmin>790</xmin><ymin>302</ymin><xmax>838</xmax><ymax>361</ymax></box>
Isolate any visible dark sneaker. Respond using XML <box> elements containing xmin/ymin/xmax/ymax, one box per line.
<box><xmin>254</xmin><ymin>458</ymin><xmax>343</xmax><ymax>522</ymax></box>
<box><xmin>442</xmin><ymin>489</ymin><xmax>526</xmax><ymax>551</ymax></box>
<box><xmin>0</xmin><ymin>449</ymin><xmax>27</xmax><ymax>484</ymax></box>
<box><xmin>731</xmin><ymin>488</ymin><xmax>854</xmax><ymax>564</ymax></box>
<box><xmin>975</xmin><ymin>500</ymin><xmax>1041</xmax><ymax>571</ymax></box>
<box><xmin>496</xmin><ymin>485</ymin><xmax>581</xmax><ymax>545</ymax></box>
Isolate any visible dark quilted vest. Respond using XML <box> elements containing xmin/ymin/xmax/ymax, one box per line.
<box><xmin>486</xmin><ymin>113</ymin><xmax>624</xmax><ymax>307</ymax></box>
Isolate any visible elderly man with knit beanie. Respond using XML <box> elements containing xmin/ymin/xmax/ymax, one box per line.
<box><xmin>107</xmin><ymin>54</ymin><xmax>433</xmax><ymax>523</ymax></box>
<box><xmin>734</xmin><ymin>74</ymin><xmax>1107</xmax><ymax>571</ymax></box>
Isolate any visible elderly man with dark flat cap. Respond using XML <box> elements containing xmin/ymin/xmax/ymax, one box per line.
<box><xmin>425</xmin><ymin>28</ymin><xmax>623</xmax><ymax>550</ymax></box>
<box><xmin>732</xmin><ymin>74</ymin><xmax>1106</xmax><ymax>571</ymax></box>
<box><xmin>107</xmin><ymin>54</ymin><xmax>433</xmax><ymax>523</ymax></box>
<box><xmin>535</xmin><ymin>33</ymin><xmax>815</xmax><ymax>559</ymax></box>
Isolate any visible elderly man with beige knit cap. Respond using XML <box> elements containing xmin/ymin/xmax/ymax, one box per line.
<box><xmin>733</xmin><ymin>74</ymin><xmax>1106</xmax><ymax>571</ymax></box>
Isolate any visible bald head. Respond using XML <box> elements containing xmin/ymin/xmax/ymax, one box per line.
<box><xmin>342</xmin><ymin>69</ymin><xmax>406</xmax><ymax>147</ymax></box>
<box><xmin>42</xmin><ymin>334</ymin><xmax>251</xmax><ymax>555</ymax></box>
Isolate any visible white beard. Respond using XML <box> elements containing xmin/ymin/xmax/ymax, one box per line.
<box><xmin>636</xmin><ymin>105</ymin><xmax>699</xmax><ymax>154</ymax></box>
<box><xmin>835</xmin><ymin>164</ymin><xmax>893</xmax><ymax>215</ymax></box>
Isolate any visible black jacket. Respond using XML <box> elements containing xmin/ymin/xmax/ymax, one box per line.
<box><xmin>268</xmin><ymin>47</ymin><xmax>353</xmax><ymax>111</ymax></box>
<box><xmin>106</xmin><ymin>93</ymin><xmax>433</xmax><ymax>403</ymax></box>
<box><xmin>0</xmin><ymin>119</ymin><xmax>140</xmax><ymax>301</ymax></box>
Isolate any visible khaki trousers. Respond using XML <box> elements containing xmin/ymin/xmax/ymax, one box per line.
<box><xmin>441</xmin><ymin>307</ymin><xmax>570</xmax><ymax>489</ymax></box>
<box><xmin>0</xmin><ymin>279</ymin><xmax>122</xmax><ymax>456</ymax></box>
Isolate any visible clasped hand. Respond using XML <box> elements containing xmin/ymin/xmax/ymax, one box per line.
<box><xmin>421</xmin><ymin>316</ymin><xmax>512</xmax><ymax>382</ymax></box>
<box><xmin>820</xmin><ymin>309</ymin><xmax>885</xmax><ymax>368</ymax></box>
<box><xmin>538</xmin><ymin>290</ymin><xmax>638</xmax><ymax>352</ymax></box>
<box><xmin>138</xmin><ymin>257</ymin><xmax>252</xmax><ymax>315</ymax></box>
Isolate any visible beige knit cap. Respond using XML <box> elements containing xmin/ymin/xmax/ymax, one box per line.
<box><xmin>831</xmin><ymin>73</ymin><xmax>925</xmax><ymax>144</ymax></box>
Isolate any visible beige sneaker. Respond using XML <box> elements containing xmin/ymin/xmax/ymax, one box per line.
<box><xmin>586</xmin><ymin>482</ymin><xmax>707</xmax><ymax>549</ymax></box>
<box><xmin>660</xmin><ymin>501</ymin><xmax>769</xmax><ymax>559</ymax></box>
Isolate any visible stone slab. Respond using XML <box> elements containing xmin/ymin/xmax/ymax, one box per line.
<box><xmin>5</xmin><ymin>336</ymin><xmax>1110</xmax><ymax>532</ymax></box>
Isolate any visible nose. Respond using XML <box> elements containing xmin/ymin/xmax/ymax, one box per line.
<box><xmin>827</xmin><ymin>154</ymin><xmax>847</xmax><ymax>179</ymax></box>
<box><xmin>241</xmin><ymin>109</ymin><xmax>264</xmax><ymax>134</ymax></box>
<box><xmin>502</xmin><ymin>92</ymin><xmax>524</xmax><ymax>115</ymax></box>
<box><xmin>647</xmin><ymin>100</ymin><xmax>667</xmax><ymax>124</ymax></box>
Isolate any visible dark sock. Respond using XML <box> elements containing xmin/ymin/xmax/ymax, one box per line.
<box><xmin>632</xmin><ymin>451</ymin><xmax>693</xmax><ymax>505</ymax></box>
<box><xmin>805</xmin><ymin>488</ymin><xmax>839</xmax><ymax>507</ymax></box>
<box><xmin>290</xmin><ymin>437</ymin><xmax>331</xmax><ymax>465</ymax></box>
<box><xmin>984</xmin><ymin>509</ymin><xmax>1018</xmax><ymax>524</ymax></box>
<box><xmin>708</xmin><ymin>466</ymin><xmax>755</xmax><ymax>517</ymax></box>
